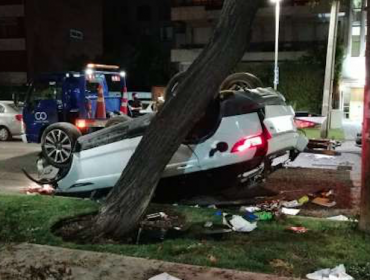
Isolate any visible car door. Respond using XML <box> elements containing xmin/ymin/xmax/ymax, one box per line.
<box><xmin>23</xmin><ymin>80</ymin><xmax>61</xmax><ymax>142</ymax></box>
<box><xmin>162</xmin><ymin>144</ymin><xmax>201</xmax><ymax>178</ymax></box>
<box><xmin>0</xmin><ymin>103</ymin><xmax>6</xmax><ymax>127</ymax></box>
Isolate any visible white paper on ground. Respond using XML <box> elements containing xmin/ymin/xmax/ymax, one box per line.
<box><xmin>327</xmin><ymin>215</ymin><xmax>349</xmax><ymax>221</ymax></box>
<box><xmin>281</xmin><ymin>207</ymin><xmax>300</xmax><ymax>216</ymax></box>
<box><xmin>148</xmin><ymin>272</ymin><xmax>182</xmax><ymax>280</ymax></box>
<box><xmin>282</xmin><ymin>200</ymin><xmax>302</xmax><ymax>208</ymax></box>
<box><xmin>240</xmin><ymin>206</ymin><xmax>261</xmax><ymax>213</ymax></box>
<box><xmin>306</xmin><ymin>264</ymin><xmax>354</xmax><ymax>280</ymax></box>
<box><xmin>228</xmin><ymin>215</ymin><xmax>257</xmax><ymax>232</ymax></box>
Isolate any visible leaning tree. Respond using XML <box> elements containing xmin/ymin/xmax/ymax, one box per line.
<box><xmin>94</xmin><ymin>0</ymin><xmax>261</xmax><ymax>238</ymax></box>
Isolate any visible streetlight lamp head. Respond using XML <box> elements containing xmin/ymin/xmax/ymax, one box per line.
<box><xmin>85</xmin><ymin>68</ymin><xmax>94</xmax><ymax>76</ymax></box>
<box><xmin>270</xmin><ymin>0</ymin><xmax>281</xmax><ymax>3</ymax></box>
<box><xmin>120</xmin><ymin>71</ymin><xmax>126</xmax><ymax>78</ymax></box>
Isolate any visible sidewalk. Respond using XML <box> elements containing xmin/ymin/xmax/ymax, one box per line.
<box><xmin>0</xmin><ymin>243</ymin><xmax>302</xmax><ymax>280</ymax></box>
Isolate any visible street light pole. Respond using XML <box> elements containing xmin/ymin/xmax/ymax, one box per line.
<box><xmin>272</xmin><ymin>0</ymin><xmax>281</xmax><ymax>91</ymax></box>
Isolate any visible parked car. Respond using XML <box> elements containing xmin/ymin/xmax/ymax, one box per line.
<box><xmin>24</xmin><ymin>86</ymin><xmax>308</xmax><ymax>196</ymax></box>
<box><xmin>139</xmin><ymin>101</ymin><xmax>156</xmax><ymax>115</ymax></box>
<box><xmin>0</xmin><ymin>101</ymin><xmax>23</xmax><ymax>141</ymax></box>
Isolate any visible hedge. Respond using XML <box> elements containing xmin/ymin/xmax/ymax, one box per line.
<box><xmin>236</xmin><ymin>62</ymin><xmax>325</xmax><ymax>114</ymax></box>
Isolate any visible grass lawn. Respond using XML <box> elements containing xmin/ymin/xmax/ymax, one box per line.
<box><xmin>1</xmin><ymin>195</ymin><xmax>370</xmax><ymax>279</ymax></box>
<box><xmin>301</xmin><ymin>128</ymin><xmax>345</xmax><ymax>140</ymax></box>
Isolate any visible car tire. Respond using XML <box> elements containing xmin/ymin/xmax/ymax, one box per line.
<box><xmin>0</xmin><ymin>126</ymin><xmax>11</xmax><ymax>141</ymax></box>
<box><xmin>41</xmin><ymin>123</ymin><xmax>82</xmax><ymax>168</ymax></box>
<box><xmin>105</xmin><ymin>115</ymin><xmax>132</xmax><ymax>128</ymax></box>
<box><xmin>220</xmin><ymin>72</ymin><xmax>263</xmax><ymax>91</ymax></box>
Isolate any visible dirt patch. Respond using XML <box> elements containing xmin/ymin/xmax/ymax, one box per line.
<box><xmin>265</xmin><ymin>168</ymin><xmax>354</xmax><ymax>210</ymax></box>
<box><xmin>52</xmin><ymin>205</ymin><xmax>186</xmax><ymax>244</ymax></box>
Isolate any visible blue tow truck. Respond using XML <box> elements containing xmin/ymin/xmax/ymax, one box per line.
<box><xmin>22</xmin><ymin>64</ymin><xmax>129</xmax><ymax>167</ymax></box>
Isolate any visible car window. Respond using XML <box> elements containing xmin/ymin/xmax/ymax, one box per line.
<box><xmin>0</xmin><ymin>104</ymin><xmax>4</xmax><ymax>113</ymax></box>
<box><xmin>28</xmin><ymin>81</ymin><xmax>63</xmax><ymax>102</ymax></box>
<box><xmin>8</xmin><ymin>104</ymin><xmax>21</xmax><ymax>113</ymax></box>
<box><xmin>184</xmin><ymin>98</ymin><xmax>221</xmax><ymax>144</ymax></box>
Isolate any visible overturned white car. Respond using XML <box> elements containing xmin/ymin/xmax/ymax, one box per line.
<box><xmin>24</xmin><ymin>74</ymin><xmax>308</xmax><ymax>198</ymax></box>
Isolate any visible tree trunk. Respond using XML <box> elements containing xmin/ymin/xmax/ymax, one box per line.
<box><xmin>359</xmin><ymin>0</ymin><xmax>370</xmax><ymax>233</ymax></box>
<box><xmin>95</xmin><ymin>0</ymin><xmax>260</xmax><ymax>238</ymax></box>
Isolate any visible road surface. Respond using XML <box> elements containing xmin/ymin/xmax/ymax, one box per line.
<box><xmin>0</xmin><ymin>141</ymin><xmax>40</xmax><ymax>194</ymax></box>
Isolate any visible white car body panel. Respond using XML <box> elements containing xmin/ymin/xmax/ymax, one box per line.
<box><xmin>58</xmin><ymin>137</ymin><xmax>201</xmax><ymax>192</ymax></box>
<box><xmin>193</xmin><ymin>113</ymin><xmax>262</xmax><ymax>170</ymax></box>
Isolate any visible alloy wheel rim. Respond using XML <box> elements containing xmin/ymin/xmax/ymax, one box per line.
<box><xmin>44</xmin><ymin>129</ymin><xmax>72</xmax><ymax>164</ymax></box>
<box><xmin>0</xmin><ymin>128</ymin><xmax>8</xmax><ymax>141</ymax></box>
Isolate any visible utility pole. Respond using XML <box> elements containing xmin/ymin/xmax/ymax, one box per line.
<box><xmin>359</xmin><ymin>0</ymin><xmax>370</xmax><ymax>234</ymax></box>
<box><xmin>321</xmin><ymin>0</ymin><xmax>340</xmax><ymax>138</ymax></box>
<box><xmin>360</xmin><ymin>0</ymin><xmax>367</xmax><ymax>57</ymax></box>
<box><xmin>272</xmin><ymin>0</ymin><xmax>281</xmax><ymax>91</ymax></box>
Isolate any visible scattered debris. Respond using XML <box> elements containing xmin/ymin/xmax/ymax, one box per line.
<box><xmin>281</xmin><ymin>208</ymin><xmax>300</xmax><ymax>216</ymax></box>
<box><xmin>149</xmin><ymin>272</ymin><xmax>182</xmax><ymax>280</ymax></box>
<box><xmin>204</xmin><ymin>221</ymin><xmax>213</xmax><ymax>228</ymax></box>
<box><xmin>298</xmin><ymin>195</ymin><xmax>310</xmax><ymax>205</ymax></box>
<box><xmin>288</xmin><ymin>227</ymin><xmax>308</xmax><ymax>234</ymax></box>
<box><xmin>327</xmin><ymin>215</ymin><xmax>350</xmax><ymax>221</ymax></box>
<box><xmin>282</xmin><ymin>200</ymin><xmax>301</xmax><ymax>208</ymax></box>
<box><xmin>240</xmin><ymin>206</ymin><xmax>261</xmax><ymax>213</ymax></box>
<box><xmin>146</xmin><ymin>212</ymin><xmax>168</xmax><ymax>221</ymax></box>
<box><xmin>254</xmin><ymin>211</ymin><xmax>273</xmax><ymax>221</ymax></box>
<box><xmin>311</xmin><ymin>197</ymin><xmax>336</xmax><ymax>208</ymax></box>
<box><xmin>208</xmin><ymin>255</ymin><xmax>218</xmax><ymax>264</ymax></box>
<box><xmin>207</xmin><ymin>205</ymin><xmax>217</xmax><ymax>209</ymax></box>
<box><xmin>223</xmin><ymin>214</ymin><xmax>257</xmax><ymax>232</ymax></box>
<box><xmin>306</xmin><ymin>264</ymin><xmax>354</xmax><ymax>280</ymax></box>
<box><xmin>24</xmin><ymin>183</ymin><xmax>55</xmax><ymax>195</ymax></box>
<box><xmin>242</xmin><ymin>211</ymin><xmax>259</xmax><ymax>222</ymax></box>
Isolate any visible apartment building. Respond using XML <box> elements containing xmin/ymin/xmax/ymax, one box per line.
<box><xmin>171</xmin><ymin>0</ymin><xmax>350</xmax><ymax>70</ymax></box>
<box><xmin>0</xmin><ymin>0</ymin><xmax>103</xmax><ymax>86</ymax></box>
<box><xmin>171</xmin><ymin>0</ymin><xmax>366</xmax><ymax>121</ymax></box>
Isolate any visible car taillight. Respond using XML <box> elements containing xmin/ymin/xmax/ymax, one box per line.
<box><xmin>76</xmin><ymin>119</ymin><xmax>87</xmax><ymax>129</ymax></box>
<box><xmin>231</xmin><ymin>135</ymin><xmax>264</xmax><ymax>153</ymax></box>
<box><xmin>15</xmin><ymin>114</ymin><xmax>23</xmax><ymax>122</ymax></box>
<box><xmin>294</xmin><ymin>119</ymin><xmax>316</xmax><ymax>129</ymax></box>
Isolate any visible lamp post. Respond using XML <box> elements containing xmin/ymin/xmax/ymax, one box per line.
<box><xmin>271</xmin><ymin>0</ymin><xmax>281</xmax><ymax>91</ymax></box>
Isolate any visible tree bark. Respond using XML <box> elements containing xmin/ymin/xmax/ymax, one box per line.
<box><xmin>95</xmin><ymin>0</ymin><xmax>260</xmax><ymax>238</ymax></box>
<box><xmin>359</xmin><ymin>0</ymin><xmax>370</xmax><ymax>233</ymax></box>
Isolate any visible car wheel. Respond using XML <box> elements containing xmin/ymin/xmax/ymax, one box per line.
<box><xmin>0</xmin><ymin>126</ymin><xmax>11</xmax><ymax>141</ymax></box>
<box><xmin>41</xmin><ymin>123</ymin><xmax>82</xmax><ymax>168</ymax></box>
<box><xmin>220</xmin><ymin>72</ymin><xmax>263</xmax><ymax>91</ymax></box>
<box><xmin>105</xmin><ymin>115</ymin><xmax>132</xmax><ymax>128</ymax></box>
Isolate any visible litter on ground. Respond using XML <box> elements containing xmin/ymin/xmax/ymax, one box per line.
<box><xmin>288</xmin><ymin>227</ymin><xmax>308</xmax><ymax>234</ymax></box>
<box><xmin>306</xmin><ymin>264</ymin><xmax>354</xmax><ymax>280</ymax></box>
<box><xmin>311</xmin><ymin>197</ymin><xmax>336</xmax><ymax>208</ymax></box>
<box><xmin>223</xmin><ymin>214</ymin><xmax>257</xmax><ymax>232</ymax></box>
<box><xmin>23</xmin><ymin>183</ymin><xmax>54</xmax><ymax>195</ymax></box>
<box><xmin>326</xmin><ymin>215</ymin><xmax>350</xmax><ymax>221</ymax></box>
<box><xmin>148</xmin><ymin>272</ymin><xmax>182</xmax><ymax>280</ymax></box>
<box><xmin>254</xmin><ymin>211</ymin><xmax>273</xmax><ymax>221</ymax></box>
<box><xmin>281</xmin><ymin>208</ymin><xmax>300</xmax><ymax>216</ymax></box>
<box><xmin>240</xmin><ymin>206</ymin><xmax>261</xmax><ymax>213</ymax></box>
<box><xmin>282</xmin><ymin>200</ymin><xmax>301</xmax><ymax>208</ymax></box>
